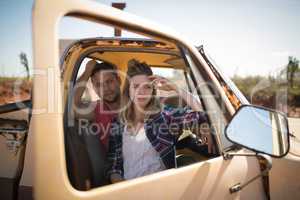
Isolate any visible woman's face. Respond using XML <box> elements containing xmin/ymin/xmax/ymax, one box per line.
<box><xmin>129</xmin><ymin>74</ymin><xmax>154</xmax><ymax>109</ymax></box>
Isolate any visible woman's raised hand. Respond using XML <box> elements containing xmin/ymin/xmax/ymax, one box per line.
<box><xmin>149</xmin><ymin>75</ymin><xmax>178</xmax><ymax>92</ymax></box>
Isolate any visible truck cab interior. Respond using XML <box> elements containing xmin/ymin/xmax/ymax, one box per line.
<box><xmin>61</xmin><ymin>37</ymin><xmax>224</xmax><ymax>190</ymax></box>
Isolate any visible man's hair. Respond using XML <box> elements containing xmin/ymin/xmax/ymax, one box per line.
<box><xmin>91</xmin><ymin>61</ymin><xmax>117</xmax><ymax>77</ymax></box>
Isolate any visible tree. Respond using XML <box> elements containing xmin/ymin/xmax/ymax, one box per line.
<box><xmin>19</xmin><ymin>52</ymin><xmax>30</xmax><ymax>80</ymax></box>
<box><xmin>286</xmin><ymin>56</ymin><xmax>299</xmax><ymax>88</ymax></box>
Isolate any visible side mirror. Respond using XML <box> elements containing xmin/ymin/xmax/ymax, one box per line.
<box><xmin>225</xmin><ymin>105</ymin><xmax>290</xmax><ymax>158</ymax></box>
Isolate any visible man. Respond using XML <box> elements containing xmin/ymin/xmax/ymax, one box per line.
<box><xmin>73</xmin><ymin>59</ymin><xmax>121</xmax><ymax>152</ymax></box>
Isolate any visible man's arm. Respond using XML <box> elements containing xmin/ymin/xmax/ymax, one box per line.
<box><xmin>110</xmin><ymin>173</ymin><xmax>124</xmax><ymax>183</ymax></box>
<box><xmin>73</xmin><ymin>60</ymin><xmax>97</xmax><ymax>121</ymax></box>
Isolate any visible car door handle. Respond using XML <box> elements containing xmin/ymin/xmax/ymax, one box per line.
<box><xmin>0</xmin><ymin>127</ymin><xmax>27</xmax><ymax>134</ymax></box>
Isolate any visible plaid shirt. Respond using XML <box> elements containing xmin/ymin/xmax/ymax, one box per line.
<box><xmin>106</xmin><ymin>105</ymin><xmax>207</xmax><ymax>178</ymax></box>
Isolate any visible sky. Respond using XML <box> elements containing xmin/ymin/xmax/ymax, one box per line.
<box><xmin>1</xmin><ymin>0</ymin><xmax>300</xmax><ymax>77</ymax></box>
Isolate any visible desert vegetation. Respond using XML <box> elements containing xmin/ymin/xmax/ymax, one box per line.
<box><xmin>232</xmin><ymin>56</ymin><xmax>300</xmax><ymax>117</ymax></box>
<box><xmin>0</xmin><ymin>77</ymin><xmax>32</xmax><ymax>105</ymax></box>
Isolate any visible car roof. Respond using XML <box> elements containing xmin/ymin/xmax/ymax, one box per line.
<box><xmin>60</xmin><ymin>37</ymin><xmax>187</xmax><ymax>71</ymax></box>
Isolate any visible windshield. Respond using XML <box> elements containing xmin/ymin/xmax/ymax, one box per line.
<box><xmin>199</xmin><ymin>46</ymin><xmax>249</xmax><ymax>106</ymax></box>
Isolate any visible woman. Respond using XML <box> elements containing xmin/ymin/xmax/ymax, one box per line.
<box><xmin>106</xmin><ymin>59</ymin><xmax>212</xmax><ymax>183</ymax></box>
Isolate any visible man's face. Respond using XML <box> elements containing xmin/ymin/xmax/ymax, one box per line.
<box><xmin>91</xmin><ymin>70</ymin><xmax>120</xmax><ymax>103</ymax></box>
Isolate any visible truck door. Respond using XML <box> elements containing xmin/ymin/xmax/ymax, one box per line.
<box><xmin>0</xmin><ymin>94</ymin><xmax>31</xmax><ymax>200</ymax></box>
<box><xmin>32</xmin><ymin>0</ymin><xmax>267</xmax><ymax>199</ymax></box>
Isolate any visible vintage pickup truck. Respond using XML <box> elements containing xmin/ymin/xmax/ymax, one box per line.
<box><xmin>0</xmin><ymin>0</ymin><xmax>300</xmax><ymax>199</ymax></box>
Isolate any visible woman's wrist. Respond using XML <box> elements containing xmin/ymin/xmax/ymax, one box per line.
<box><xmin>176</xmin><ymin>88</ymin><xmax>187</xmax><ymax>97</ymax></box>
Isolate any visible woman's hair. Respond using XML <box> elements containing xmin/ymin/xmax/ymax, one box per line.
<box><xmin>120</xmin><ymin>59</ymin><xmax>161</xmax><ymax>125</ymax></box>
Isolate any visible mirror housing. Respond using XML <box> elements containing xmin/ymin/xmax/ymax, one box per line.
<box><xmin>225</xmin><ymin>105</ymin><xmax>290</xmax><ymax>158</ymax></box>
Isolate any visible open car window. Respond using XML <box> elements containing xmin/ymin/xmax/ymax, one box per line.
<box><xmin>61</xmin><ymin>16</ymin><xmax>223</xmax><ymax>191</ymax></box>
